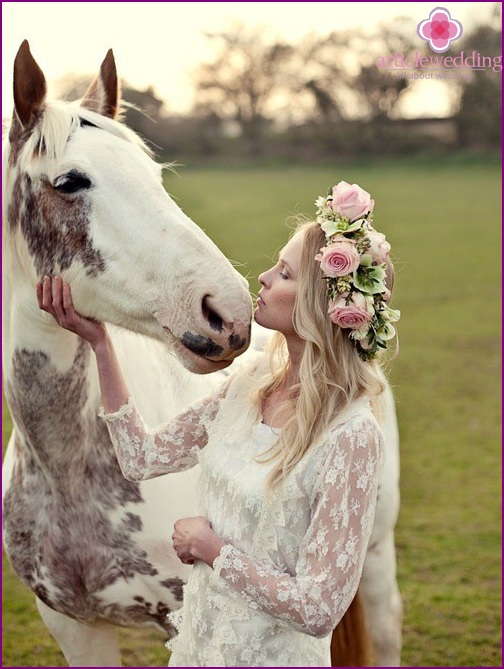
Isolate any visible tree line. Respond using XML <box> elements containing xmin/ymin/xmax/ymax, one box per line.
<box><xmin>56</xmin><ymin>12</ymin><xmax>501</xmax><ymax>162</ymax></box>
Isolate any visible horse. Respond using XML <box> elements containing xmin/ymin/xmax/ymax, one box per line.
<box><xmin>2</xmin><ymin>41</ymin><xmax>402</xmax><ymax>667</ymax></box>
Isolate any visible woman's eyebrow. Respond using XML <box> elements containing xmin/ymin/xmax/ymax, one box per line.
<box><xmin>279</xmin><ymin>257</ymin><xmax>294</xmax><ymax>274</ymax></box>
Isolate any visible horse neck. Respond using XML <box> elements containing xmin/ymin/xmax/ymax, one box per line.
<box><xmin>2</xmin><ymin>235</ymin><xmax>103</xmax><ymax>475</ymax></box>
<box><xmin>2</xmin><ymin>229</ymin><xmax>86</xmax><ymax>366</ymax></box>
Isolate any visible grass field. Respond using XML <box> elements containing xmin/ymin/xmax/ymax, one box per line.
<box><xmin>2</xmin><ymin>162</ymin><xmax>501</xmax><ymax>667</ymax></box>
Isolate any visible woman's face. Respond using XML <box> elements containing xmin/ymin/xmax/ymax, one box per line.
<box><xmin>255</xmin><ymin>231</ymin><xmax>304</xmax><ymax>336</ymax></box>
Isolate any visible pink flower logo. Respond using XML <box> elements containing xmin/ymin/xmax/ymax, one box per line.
<box><xmin>417</xmin><ymin>7</ymin><xmax>463</xmax><ymax>53</ymax></box>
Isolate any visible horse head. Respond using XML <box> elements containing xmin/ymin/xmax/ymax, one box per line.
<box><xmin>3</xmin><ymin>40</ymin><xmax>252</xmax><ymax>374</ymax></box>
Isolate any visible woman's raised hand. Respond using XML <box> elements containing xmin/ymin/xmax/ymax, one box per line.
<box><xmin>36</xmin><ymin>276</ymin><xmax>107</xmax><ymax>350</ymax></box>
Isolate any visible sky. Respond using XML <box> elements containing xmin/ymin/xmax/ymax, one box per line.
<box><xmin>2</xmin><ymin>1</ymin><xmax>499</xmax><ymax>120</ymax></box>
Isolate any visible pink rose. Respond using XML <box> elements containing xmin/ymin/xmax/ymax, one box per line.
<box><xmin>315</xmin><ymin>240</ymin><xmax>360</xmax><ymax>277</ymax></box>
<box><xmin>328</xmin><ymin>292</ymin><xmax>373</xmax><ymax>330</ymax></box>
<box><xmin>367</xmin><ymin>230</ymin><xmax>391</xmax><ymax>263</ymax></box>
<box><xmin>331</xmin><ymin>181</ymin><xmax>374</xmax><ymax>222</ymax></box>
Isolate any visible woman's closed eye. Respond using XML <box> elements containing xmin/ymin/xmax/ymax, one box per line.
<box><xmin>277</xmin><ymin>262</ymin><xmax>290</xmax><ymax>280</ymax></box>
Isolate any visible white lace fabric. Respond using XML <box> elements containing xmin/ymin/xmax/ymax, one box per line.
<box><xmin>99</xmin><ymin>384</ymin><xmax>228</xmax><ymax>480</ymax></box>
<box><xmin>100</xmin><ymin>358</ymin><xmax>384</xmax><ymax>667</ymax></box>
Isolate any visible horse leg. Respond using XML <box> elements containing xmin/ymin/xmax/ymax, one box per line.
<box><xmin>359</xmin><ymin>531</ymin><xmax>403</xmax><ymax>667</ymax></box>
<box><xmin>36</xmin><ymin>597</ymin><xmax>121</xmax><ymax>667</ymax></box>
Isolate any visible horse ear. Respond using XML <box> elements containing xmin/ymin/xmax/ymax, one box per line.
<box><xmin>12</xmin><ymin>40</ymin><xmax>47</xmax><ymax>129</ymax></box>
<box><xmin>81</xmin><ymin>49</ymin><xmax>120</xmax><ymax>119</ymax></box>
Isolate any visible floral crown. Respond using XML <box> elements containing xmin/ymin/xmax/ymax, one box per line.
<box><xmin>314</xmin><ymin>181</ymin><xmax>400</xmax><ymax>361</ymax></box>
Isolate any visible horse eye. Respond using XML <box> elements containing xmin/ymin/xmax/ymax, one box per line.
<box><xmin>54</xmin><ymin>170</ymin><xmax>92</xmax><ymax>194</ymax></box>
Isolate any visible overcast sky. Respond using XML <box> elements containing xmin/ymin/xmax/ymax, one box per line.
<box><xmin>2</xmin><ymin>2</ymin><xmax>498</xmax><ymax>119</ymax></box>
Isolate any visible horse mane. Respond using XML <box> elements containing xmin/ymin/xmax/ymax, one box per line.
<box><xmin>3</xmin><ymin>100</ymin><xmax>153</xmax><ymax>179</ymax></box>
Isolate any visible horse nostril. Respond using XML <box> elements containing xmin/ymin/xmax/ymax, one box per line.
<box><xmin>202</xmin><ymin>295</ymin><xmax>224</xmax><ymax>333</ymax></box>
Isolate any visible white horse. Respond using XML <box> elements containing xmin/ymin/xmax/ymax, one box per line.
<box><xmin>2</xmin><ymin>42</ymin><xmax>402</xmax><ymax>667</ymax></box>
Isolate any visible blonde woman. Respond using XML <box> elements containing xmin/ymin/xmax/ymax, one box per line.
<box><xmin>38</xmin><ymin>181</ymin><xmax>399</xmax><ymax>667</ymax></box>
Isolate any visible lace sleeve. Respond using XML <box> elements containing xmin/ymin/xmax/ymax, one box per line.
<box><xmin>211</xmin><ymin>416</ymin><xmax>383</xmax><ymax>638</ymax></box>
<box><xmin>99</xmin><ymin>382</ymin><xmax>228</xmax><ymax>482</ymax></box>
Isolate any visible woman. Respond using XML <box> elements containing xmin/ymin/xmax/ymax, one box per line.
<box><xmin>38</xmin><ymin>181</ymin><xmax>399</xmax><ymax>667</ymax></box>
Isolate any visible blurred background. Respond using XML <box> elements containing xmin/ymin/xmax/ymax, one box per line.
<box><xmin>2</xmin><ymin>2</ymin><xmax>502</xmax><ymax>667</ymax></box>
<box><xmin>2</xmin><ymin>2</ymin><xmax>502</xmax><ymax>163</ymax></box>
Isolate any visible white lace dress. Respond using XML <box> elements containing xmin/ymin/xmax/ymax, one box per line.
<box><xmin>100</xmin><ymin>359</ymin><xmax>384</xmax><ymax>667</ymax></box>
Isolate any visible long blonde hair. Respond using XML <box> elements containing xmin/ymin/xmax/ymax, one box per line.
<box><xmin>255</xmin><ymin>221</ymin><xmax>394</xmax><ymax>491</ymax></box>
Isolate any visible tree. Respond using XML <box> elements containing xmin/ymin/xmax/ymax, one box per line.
<box><xmin>351</xmin><ymin>65</ymin><xmax>408</xmax><ymax>121</ymax></box>
<box><xmin>454</xmin><ymin>20</ymin><xmax>502</xmax><ymax>148</ymax></box>
<box><xmin>291</xmin><ymin>31</ymin><xmax>349</xmax><ymax>123</ymax></box>
<box><xmin>348</xmin><ymin>19</ymin><xmax>417</xmax><ymax>121</ymax></box>
<box><xmin>290</xmin><ymin>19</ymin><xmax>417</xmax><ymax>123</ymax></box>
<box><xmin>192</xmin><ymin>24</ymin><xmax>293</xmax><ymax>153</ymax></box>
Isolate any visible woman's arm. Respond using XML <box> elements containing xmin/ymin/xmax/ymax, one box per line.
<box><xmin>37</xmin><ymin>276</ymin><xmax>129</xmax><ymax>413</ymax></box>
<box><xmin>37</xmin><ymin>276</ymin><xmax>227</xmax><ymax>481</ymax></box>
<box><xmin>99</xmin><ymin>388</ymin><xmax>226</xmax><ymax>481</ymax></box>
<box><xmin>175</xmin><ymin>415</ymin><xmax>383</xmax><ymax>638</ymax></box>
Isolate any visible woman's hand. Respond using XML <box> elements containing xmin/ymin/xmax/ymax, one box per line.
<box><xmin>37</xmin><ymin>276</ymin><xmax>131</xmax><ymax>414</ymax></box>
<box><xmin>172</xmin><ymin>516</ymin><xmax>225</xmax><ymax>568</ymax></box>
<box><xmin>37</xmin><ymin>276</ymin><xmax>107</xmax><ymax>350</ymax></box>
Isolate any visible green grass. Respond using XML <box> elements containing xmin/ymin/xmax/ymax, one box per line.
<box><xmin>2</xmin><ymin>162</ymin><xmax>501</xmax><ymax>667</ymax></box>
